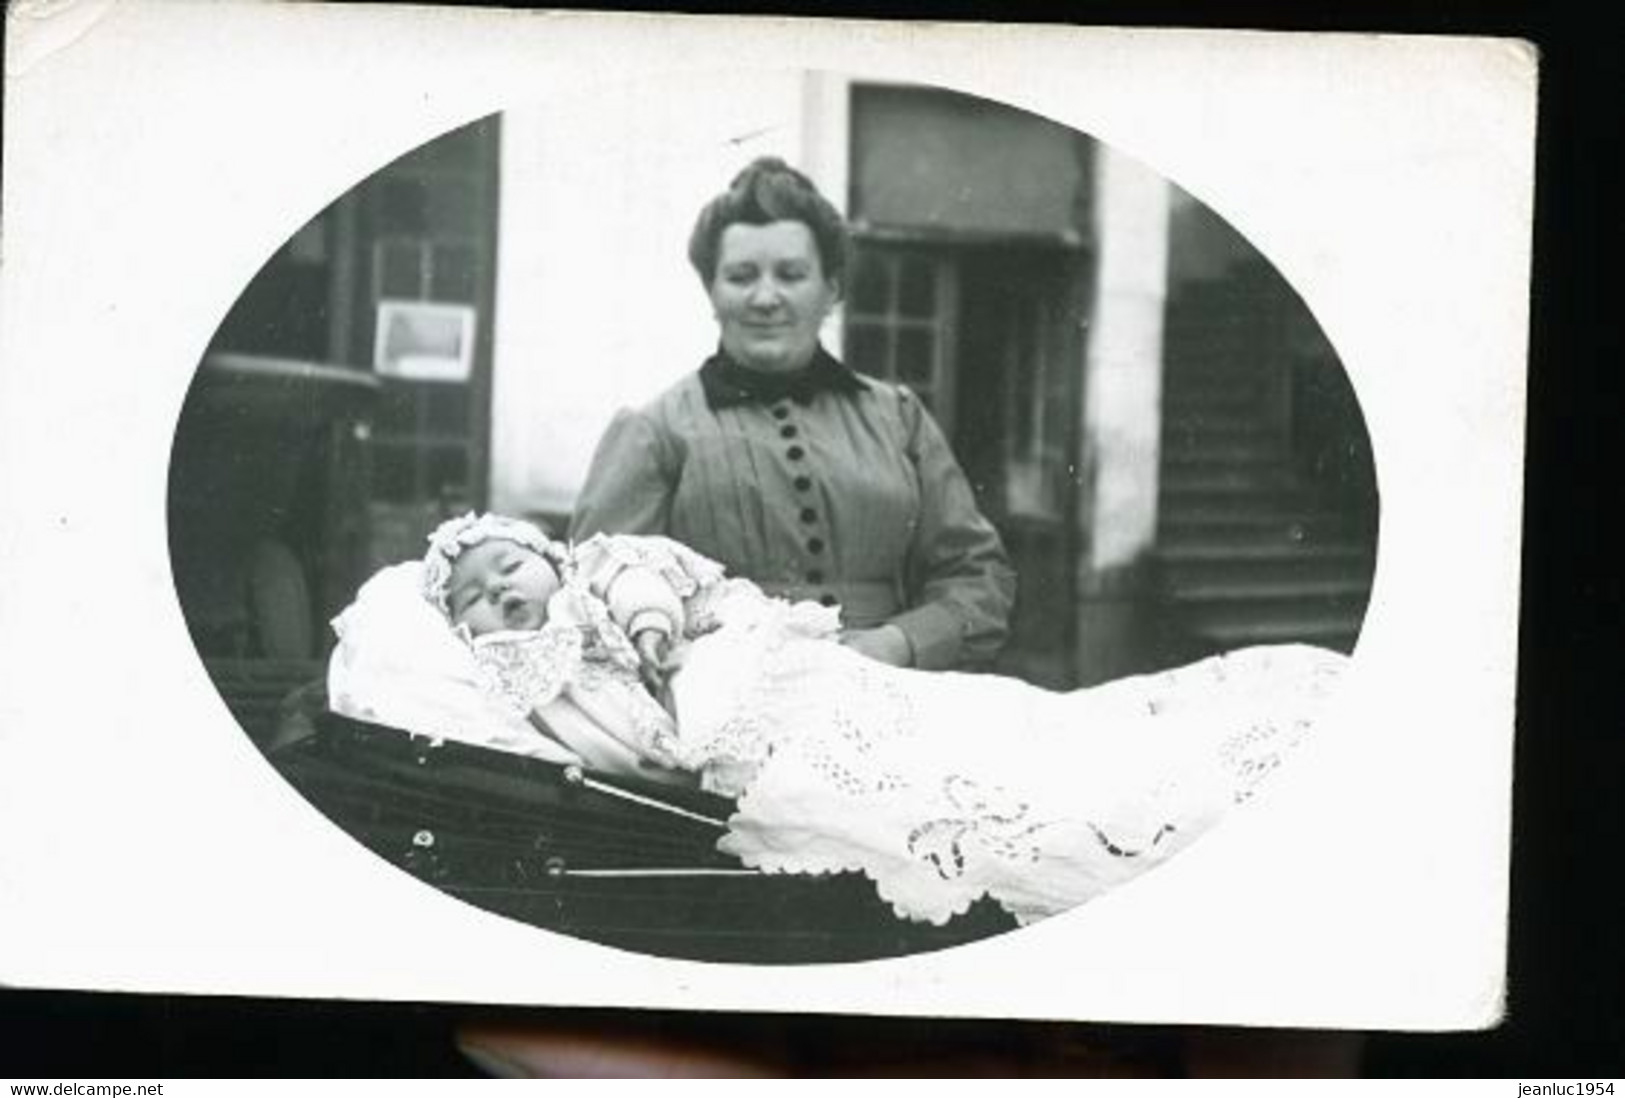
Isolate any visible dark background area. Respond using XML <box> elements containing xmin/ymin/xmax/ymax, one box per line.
<box><xmin>3</xmin><ymin>0</ymin><xmax>1620</xmax><ymax>1079</ymax></box>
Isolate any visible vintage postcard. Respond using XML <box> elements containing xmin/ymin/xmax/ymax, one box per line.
<box><xmin>0</xmin><ymin>3</ymin><xmax>1534</xmax><ymax>1029</ymax></box>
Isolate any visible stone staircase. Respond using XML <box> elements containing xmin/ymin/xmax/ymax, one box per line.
<box><xmin>1154</xmin><ymin>279</ymin><xmax>1377</xmax><ymax>659</ymax></box>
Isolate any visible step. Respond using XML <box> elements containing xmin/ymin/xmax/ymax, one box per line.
<box><xmin>1164</xmin><ymin>362</ymin><xmax>1270</xmax><ymax>382</ymax></box>
<box><xmin>1159</xmin><ymin>547</ymin><xmax>1374</xmax><ymax>589</ymax></box>
<box><xmin>1163</xmin><ymin>561</ymin><xmax>1373</xmax><ymax>593</ymax></box>
<box><xmin>1162</xmin><ymin>443</ymin><xmax>1285</xmax><ymax>468</ymax></box>
<box><xmin>1164</xmin><ymin>350</ymin><xmax>1270</xmax><ymax>371</ymax></box>
<box><xmin>1165</xmin><ymin>308</ymin><xmax>1256</xmax><ymax>329</ymax></box>
<box><xmin>1161</xmin><ymin>461</ymin><xmax>1302</xmax><ymax>488</ymax></box>
<box><xmin>1163</xmin><ymin>328</ymin><xmax>1258</xmax><ymax>352</ymax></box>
<box><xmin>1158</xmin><ymin>524</ymin><xmax>1369</xmax><ymax>558</ymax></box>
<box><xmin>1171</xmin><ymin>598</ymin><xmax>1369</xmax><ymax>638</ymax></box>
<box><xmin>1159</xmin><ymin>493</ymin><xmax>1353</xmax><ymax>519</ymax></box>
<box><xmin>1164</xmin><ymin>359</ymin><xmax>1261</xmax><ymax>383</ymax></box>
<box><xmin>1159</xmin><ymin>506</ymin><xmax>1349</xmax><ymax>531</ymax></box>
<box><xmin>1163</xmin><ymin>340</ymin><xmax>1257</xmax><ymax>361</ymax></box>
<box><xmin>1163</xmin><ymin>393</ymin><xmax>1270</xmax><ymax>417</ymax></box>
<box><xmin>1163</xmin><ymin>415</ymin><xmax>1278</xmax><ymax>440</ymax></box>
<box><xmin>1162</xmin><ymin>436</ymin><xmax>1283</xmax><ymax>463</ymax></box>
<box><xmin>1159</xmin><ymin>574</ymin><xmax>1372</xmax><ymax>604</ymax></box>
<box><xmin>1162</xmin><ymin>349</ymin><xmax>1268</xmax><ymax>371</ymax></box>
<box><xmin>1159</xmin><ymin>485</ymin><xmax>1315</xmax><ymax>512</ymax></box>
<box><xmin>1187</xmin><ymin>617</ymin><xmax>1363</xmax><ymax>654</ymax></box>
<box><xmin>1167</xmin><ymin>372</ymin><xmax>1271</xmax><ymax>395</ymax></box>
<box><xmin>1164</xmin><ymin>351</ymin><xmax>1262</xmax><ymax>371</ymax></box>
<box><xmin>1158</xmin><ymin>539</ymin><xmax>1373</xmax><ymax>564</ymax></box>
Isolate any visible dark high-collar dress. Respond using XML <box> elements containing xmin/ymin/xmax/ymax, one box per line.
<box><xmin>569</xmin><ymin>348</ymin><xmax>1015</xmax><ymax>671</ymax></box>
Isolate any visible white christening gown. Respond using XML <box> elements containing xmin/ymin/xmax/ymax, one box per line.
<box><xmin>471</xmin><ymin>574</ymin><xmax>1346</xmax><ymax>928</ymax></box>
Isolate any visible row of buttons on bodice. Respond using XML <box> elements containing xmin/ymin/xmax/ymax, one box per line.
<box><xmin>772</xmin><ymin>400</ymin><xmax>838</xmax><ymax>609</ymax></box>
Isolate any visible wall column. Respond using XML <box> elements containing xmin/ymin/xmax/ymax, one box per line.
<box><xmin>1074</xmin><ymin>147</ymin><xmax>1171</xmax><ymax>684</ymax></box>
<box><xmin>487</xmin><ymin>77</ymin><xmax>814</xmax><ymax>527</ymax></box>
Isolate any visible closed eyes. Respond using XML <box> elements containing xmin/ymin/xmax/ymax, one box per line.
<box><xmin>721</xmin><ymin>263</ymin><xmax>812</xmax><ymax>286</ymax></box>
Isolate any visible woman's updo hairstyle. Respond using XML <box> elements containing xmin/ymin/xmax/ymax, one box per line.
<box><xmin>687</xmin><ymin>156</ymin><xmax>850</xmax><ymax>287</ymax></box>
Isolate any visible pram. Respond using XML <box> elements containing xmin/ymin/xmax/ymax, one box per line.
<box><xmin>173</xmin><ymin>354</ymin><xmax>1015</xmax><ymax>963</ymax></box>
<box><xmin>267</xmin><ymin>706</ymin><xmax>1018</xmax><ymax>965</ymax></box>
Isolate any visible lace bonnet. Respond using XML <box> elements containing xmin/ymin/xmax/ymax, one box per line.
<box><xmin>421</xmin><ymin>512</ymin><xmax>569</xmax><ymax>617</ymax></box>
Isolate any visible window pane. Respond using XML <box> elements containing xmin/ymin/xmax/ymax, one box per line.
<box><xmin>424</xmin><ymin>382</ymin><xmax>470</xmax><ymax>435</ymax></box>
<box><xmin>848</xmin><ymin>253</ymin><xmax>890</xmax><ymax>315</ymax></box>
<box><xmin>372</xmin><ymin>445</ymin><xmax>416</xmax><ymax>503</ymax></box>
<box><xmin>845</xmin><ymin>323</ymin><xmax>889</xmax><ymax>378</ymax></box>
<box><xmin>897</xmin><ymin>257</ymin><xmax>934</xmax><ymax>318</ymax></box>
<box><xmin>428</xmin><ymin>446</ymin><xmax>469</xmax><ymax>498</ymax></box>
<box><xmin>895</xmin><ymin>327</ymin><xmax>934</xmax><ymax>385</ymax></box>
<box><xmin>430</xmin><ymin>243</ymin><xmax>478</xmax><ymax>303</ymax></box>
<box><xmin>377</xmin><ymin>240</ymin><xmax>423</xmax><ymax>298</ymax></box>
<box><xmin>374</xmin><ymin>380</ymin><xmax>419</xmax><ymax>433</ymax></box>
<box><xmin>376</xmin><ymin>178</ymin><xmax>429</xmax><ymax>235</ymax></box>
<box><xmin>425</xmin><ymin>180</ymin><xmax>479</xmax><ymax>238</ymax></box>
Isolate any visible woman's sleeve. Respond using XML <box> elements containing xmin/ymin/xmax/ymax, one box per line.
<box><xmin>569</xmin><ymin>408</ymin><xmax>676</xmax><ymax>540</ymax></box>
<box><xmin>890</xmin><ymin>389</ymin><xmax>1017</xmax><ymax>671</ymax></box>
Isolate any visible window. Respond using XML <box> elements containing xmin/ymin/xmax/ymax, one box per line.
<box><xmin>354</xmin><ymin>119</ymin><xmax>499</xmax><ymax>516</ymax></box>
<box><xmin>843</xmin><ymin>247</ymin><xmax>958</xmax><ymax>428</ymax></box>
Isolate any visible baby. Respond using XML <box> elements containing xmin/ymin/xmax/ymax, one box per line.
<box><xmin>417</xmin><ymin>513</ymin><xmax>737</xmax><ymax>779</ymax></box>
<box><xmin>328</xmin><ymin>511</ymin><xmax>1347</xmax><ymax>926</ymax></box>
<box><xmin>425</xmin><ymin>512</ymin><xmax>691</xmax><ymax>695</ymax></box>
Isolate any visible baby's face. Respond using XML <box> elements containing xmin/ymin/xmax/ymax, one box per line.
<box><xmin>446</xmin><ymin>538</ymin><xmax>561</xmax><ymax>636</ymax></box>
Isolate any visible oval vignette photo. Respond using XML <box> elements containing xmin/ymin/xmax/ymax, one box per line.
<box><xmin>166</xmin><ymin>73</ymin><xmax>1379</xmax><ymax>965</ymax></box>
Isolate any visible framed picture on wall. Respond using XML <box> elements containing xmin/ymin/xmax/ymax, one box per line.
<box><xmin>373</xmin><ymin>299</ymin><xmax>477</xmax><ymax>382</ymax></box>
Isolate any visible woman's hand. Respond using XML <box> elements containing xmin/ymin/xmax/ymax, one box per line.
<box><xmin>838</xmin><ymin>624</ymin><xmax>913</xmax><ymax>667</ymax></box>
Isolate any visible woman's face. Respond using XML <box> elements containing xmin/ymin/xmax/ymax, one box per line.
<box><xmin>709</xmin><ymin>220</ymin><xmax>841</xmax><ymax>374</ymax></box>
<box><xmin>446</xmin><ymin>539</ymin><xmax>560</xmax><ymax>636</ymax></box>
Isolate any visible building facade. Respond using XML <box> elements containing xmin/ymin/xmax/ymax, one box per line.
<box><xmin>177</xmin><ymin>72</ymin><xmax>1376</xmax><ymax>727</ymax></box>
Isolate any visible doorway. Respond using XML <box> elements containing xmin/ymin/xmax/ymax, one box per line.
<box><xmin>844</xmin><ymin>241</ymin><xmax>1087</xmax><ymax>686</ymax></box>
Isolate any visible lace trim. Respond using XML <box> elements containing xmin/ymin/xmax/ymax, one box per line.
<box><xmin>905</xmin><ymin>776</ymin><xmax>1051</xmax><ymax>879</ymax></box>
<box><xmin>468</xmin><ymin>578</ymin><xmax>647</xmax><ymax>718</ymax></box>
<box><xmin>666</xmin><ymin>597</ymin><xmax>844</xmax><ymax>788</ymax></box>
<box><xmin>470</xmin><ymin>626</ymin><xmax>584</xmax><ymax>717</ymax></box>
<box><xmin>689</xmin><ymin>638</ymin><xmax>1346</xmax><ymax>925</ymax></box>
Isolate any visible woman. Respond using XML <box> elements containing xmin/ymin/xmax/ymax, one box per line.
<box><xmin>569</xmin><ymin>157</ymin><xmax>1015</xmax><ymax>672</ymax></box>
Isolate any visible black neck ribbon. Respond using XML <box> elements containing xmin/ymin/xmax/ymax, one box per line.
<box><xmin>699</xmin><ymin>346</ymin><xmax>869</xmax><ymax>410</ymax></box>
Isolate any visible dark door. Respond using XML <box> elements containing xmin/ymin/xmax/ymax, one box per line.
<box><xmin>954</xmin><ymin>247</ymin><xmax>1087</xmax><ymax>687</ymax></box>
<box><xmin>845</xmin><ymin>241</ymin><xmax>1087</xmax><ymax>687</ymax></box>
